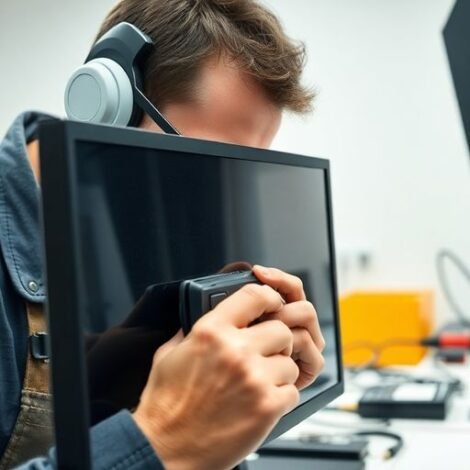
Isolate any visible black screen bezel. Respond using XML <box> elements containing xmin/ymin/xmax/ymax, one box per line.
<box><xmin>39</xmin><ymin>120</ymin><xmax>344</xmax><ymax>470</ymax></box>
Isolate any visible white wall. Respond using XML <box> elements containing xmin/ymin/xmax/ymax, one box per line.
<box><xmin>266</xmin><ymin>0</ymin><xmax>470</xmax><ymax>324</ymax></box>
<box><xmin>0</xmin><ymin>0</ymin><xmax>116</xmax><ymax>131</ymax></box>
<box><xmin>1</xmin><ymin>0</ymin><xmax>469</xmax><ymax>324</ymax></box>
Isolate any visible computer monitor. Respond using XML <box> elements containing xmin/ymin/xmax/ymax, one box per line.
<box><xmin>39</xmin><ymin>120</ymin><xmax>344</xmax><ymax>470</ymax></box>
<box><xmin>444</xmin><ymin>0</ymin><xmax>470</xmax><ymax>153</ymax></box>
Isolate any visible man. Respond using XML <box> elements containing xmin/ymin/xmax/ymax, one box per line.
<box><xmin>1</xmin><ymin>0</ymin><xmax>325</xmax><ymax>468</ymax></box>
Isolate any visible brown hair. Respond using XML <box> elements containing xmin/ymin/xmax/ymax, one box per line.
<box><xmin>96</xmin><ymin>0</ymin><xmax>314</xmax><ymax>113</ymax></box>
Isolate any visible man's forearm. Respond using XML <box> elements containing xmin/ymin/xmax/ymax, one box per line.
<box><xmin>14</xmin><ymin>410</ymin><xmax>164</xmax><ymax>470</ymax></box>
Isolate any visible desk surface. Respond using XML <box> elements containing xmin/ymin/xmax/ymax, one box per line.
<box><xmin>278</xmin><ymin>360</ymin><xmax>470</xmax><ymax>469</ymax></box>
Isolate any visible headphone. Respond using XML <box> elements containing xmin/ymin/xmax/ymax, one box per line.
<box><xmin>64</xmin><ymin>22</ymin><xmax>179</xmax><ymax>134</ymax></box>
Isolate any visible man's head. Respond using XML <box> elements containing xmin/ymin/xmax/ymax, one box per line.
<box><xmin>96</xmin><ymin>0</ymin><xmax>314</xmax><ymax>147</ymax></box>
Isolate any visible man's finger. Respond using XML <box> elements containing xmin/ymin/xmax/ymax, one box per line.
<box><xmin>265</xmin><ymin>301</ymin><xmax>326</xmax><ymax>352</ymax></box>
<box><xmin>206</xmin><ymin>284</ymin><xmax>284</xmax><ymax>328</ymax></box>
<box><xmin>269</xmin><ymin>384</ymin><xmax>300</xmax><ymax>416</ymax></box>
<box><xmin>252</xmin><ymin>265</ymin><xmax>306</xmax><ymax>303</ymax></box>
<box><xmin>256</xmin><ymin>354</ymin><xmax>299</xmax><ymax>386</ymax></box>
<box><xmin>244</xmin><ymin>320</ymin><xmax>294</xmax><ymax>356</ymax></box>
<box><xmin>291</xmin><ymin>328</ymin><xmax>325</xmax><ymax>390</ymax></box>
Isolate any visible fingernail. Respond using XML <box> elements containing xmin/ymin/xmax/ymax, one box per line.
<box><xmin>254</xmin><ymin>264</ymin><xmax>270</xmax><ymax>276</ymax></box>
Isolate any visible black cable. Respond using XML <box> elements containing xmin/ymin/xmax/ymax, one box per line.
<box><xmin>354</xmin><ymin>430</ymin><xmax>404</xmax><ymax>459</ymax></box>
<box><xmin>436</xmin><ymin>249</ymin><xmax>470</xmax><ymax>325</ymax></box>
<box><xmin>299</xmin><ymin>428</ymin><xmax>403</xmax><ymax>460</ymax></box>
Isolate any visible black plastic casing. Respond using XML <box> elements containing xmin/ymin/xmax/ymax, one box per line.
<box><xmin>358</xmin><ymin>383</ymin><xmax>453</xmax><ymax>420</ymax></box>
<box><xmin>179</xmin><ymin>271</ymin><xmax>260</xmax><ymax>335</ymax></box>
<box><xmin>39</xmin><ymin>120</ymin><xmax>344</xmax><ymax>470</ymax></box>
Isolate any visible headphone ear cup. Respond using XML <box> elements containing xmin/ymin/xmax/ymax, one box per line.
<box><xmin>64</xmin><ymin>58</ymin><xmax>134</xmax><ymax>126</ymax></box>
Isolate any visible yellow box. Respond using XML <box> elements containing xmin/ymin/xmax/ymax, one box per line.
<box><xmin>340</xmin><ymin>291</ymin><xmax>434</xmax><ymax>367</ymax></box>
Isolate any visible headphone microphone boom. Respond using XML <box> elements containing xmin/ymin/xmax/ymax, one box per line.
<box><xmin>64</xmin><ymin>22</ymin><xmax>179</xmax><ymax>134</ymax></box>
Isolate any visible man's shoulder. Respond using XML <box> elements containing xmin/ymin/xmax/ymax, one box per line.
<box><xmin>1</xmin><ymin>111</ymin><xmax>58</xmax><ymax>143</ymax></box>
<box><xmin>0</xmin><ymin>110</ymin><xmax>56</xmax><ymax>304</ymax></box>
<box><xmin>0</xmin><ymin>111</ymin><xmax>59</xmax><ymax>165</ymax></box>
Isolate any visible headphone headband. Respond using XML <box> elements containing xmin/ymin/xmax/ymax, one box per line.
<box><xmin>65</xmin><ymin>22</ymin><xmax>179</xmax><ymax>134</ymax></box>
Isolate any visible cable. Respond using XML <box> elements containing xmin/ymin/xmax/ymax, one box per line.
<box><xmin>345</xmin><ymin>333</ymin><xmax>470</xmax><ymax>369</ymax></box>
<box><xmin>299</xmin><ymin>428</ymin><xmax>403</xmax><ymax>460</ymax></box>
<box><xmin>436</xmin><ymin>249</ymin><xmax>470</xmax><ymax>325</ymax></box>
<box><xmin>307</xmin><ymin>410</ymin><xmax>390</xmax><ymax>431</ymax></box>
<box><xmin>354</xmin><ymin>430</ymin><xmax>404</xmax><ymax>459</ymax></box>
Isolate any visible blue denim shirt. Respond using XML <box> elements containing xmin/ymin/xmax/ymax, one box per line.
<box><xmin>0</xmin><ymin>112</ymin><xmax>163</xmax><ymax>469</ymax></box>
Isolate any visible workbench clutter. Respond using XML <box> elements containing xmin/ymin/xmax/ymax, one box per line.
<box><xmin>340</xmin><ymin>291</ymin><xmax>435</xmax><ymax>368</ymax></box>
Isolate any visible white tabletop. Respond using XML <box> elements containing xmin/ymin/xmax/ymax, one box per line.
<box><xmin>281</xmin><ymin>360</ymin><xmax>470</xmax><ymax>469</ymax></box>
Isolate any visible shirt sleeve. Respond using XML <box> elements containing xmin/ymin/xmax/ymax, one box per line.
<box><xmin>13</xmin><ymin>410</ymin><xmax>165</xmax><ymax>469</ymax></box>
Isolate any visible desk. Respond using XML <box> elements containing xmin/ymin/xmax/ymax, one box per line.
<box><xmin>279</xmin><ymin>361</ymin><xmax>470</xmax><ymax>469</ymax></box>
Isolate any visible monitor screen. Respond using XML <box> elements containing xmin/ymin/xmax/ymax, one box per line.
<box><xmin>39</xmin><ymin>121</ymin><xmax>343</xmax><ymax>468</ymax></box>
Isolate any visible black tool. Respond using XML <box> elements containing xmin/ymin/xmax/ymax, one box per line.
<box><xmin>358</xmin><ymin>381</ymin><xmax>454</xmax><ymax>420</ymax></box>
<box><xmin>179</xmin><ymin>271</ymin><xmax>260</xmax><ymax>335</ymax></box>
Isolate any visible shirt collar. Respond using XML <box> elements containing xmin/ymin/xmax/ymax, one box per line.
<box><xmin>0</xmin><ymin>111</ymin><xmax>56</xmax><ymax>302</ymax></box>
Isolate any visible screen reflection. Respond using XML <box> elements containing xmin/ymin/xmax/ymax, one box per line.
<box><xmin>75</xmin><ymin>142</ymin><xmax>339</xmax><ymax>424</ymax></box>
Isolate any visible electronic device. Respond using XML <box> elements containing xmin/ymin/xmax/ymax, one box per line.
<box><xmin>39</xmin><ymin>120</ymin><xmax>343</xmax><ymax>469</ymax></box>
<box><xmin>258</xmin><ymin>436</ymin><xmax>368</xmax><ymax>461</ymax></box>
<box><xmin>358</xmin><ymin>381</ymin><xmax>454</xmax><ymax>420</ymax></box>
<box><xmin>65</xmin><ymin>22</ymin><xmax>178</xmax><ymax>133</ymax></box>
<box><xmin>179</xmin><ymin>271</ymin><xmax>260</xmax><ymax>334</ymax></box>
<box><xmin>248</xmin><ymin>457</ymin><xmax>364</xmax><ymax>470</ymax></box>
<box><xmin>246</xmin><ymin>436</ymin><xmax>367</xmax><ymax>470</ymax></box>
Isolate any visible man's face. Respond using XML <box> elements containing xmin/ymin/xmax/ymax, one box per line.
<box><xmin>140</xmin><ymin>56</ymin><xmax>282</xmax><ymax>149</ymax></box>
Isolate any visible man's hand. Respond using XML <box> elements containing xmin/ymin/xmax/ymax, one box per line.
<box><xmin>133</xmin><ymin>283</ymin><xmax>300</xmax><ymax>470</ymax></box>
<box><xmin>252</xmin><ymin>265</ymin><xmax>326</xmax><ymax>390</ymax></box>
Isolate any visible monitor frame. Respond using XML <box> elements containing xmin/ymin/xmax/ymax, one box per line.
<box><xmin>39</xmin><ymin>120</ymin><xmax>344</xmax><ymax>470</ymax></box>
